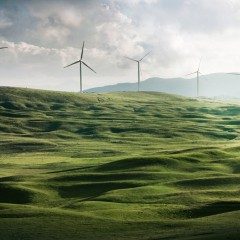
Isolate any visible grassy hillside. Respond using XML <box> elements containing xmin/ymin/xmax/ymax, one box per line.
<box><xmin>0</xmin><ymin>87</ymin><xmax>240</xmax><ymax>240</ymax></box>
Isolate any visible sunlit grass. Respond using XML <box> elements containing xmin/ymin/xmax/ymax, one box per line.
<box><xmin>0</xmin><ymin>87</ymin><xmax>239</xmax><ymax>239</ymax></box>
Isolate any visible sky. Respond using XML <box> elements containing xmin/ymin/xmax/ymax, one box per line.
<box><xmin>1</xmin><ymin>0</ymin><xmax>240</xmax><ymax>92</ymax></box>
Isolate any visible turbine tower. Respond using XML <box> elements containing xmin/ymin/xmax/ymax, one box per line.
<box><xmin>0</xmin><ymin>47</ymin><xmax>8</xmax><ymax>50</ymax></box>
<box><xmin>64</xmin><ymin>42</ymin><xmax>96</xmax><ymax>93</ymax></box>
<box><xmin>186</xmin><ymin>58</ymin><xmax>202</xmax><ymax>97</ymax></box>
<box><xmin>125</xmin><ymin>52</ymin><xmax>151</xmax><ymax>92</ymax></box>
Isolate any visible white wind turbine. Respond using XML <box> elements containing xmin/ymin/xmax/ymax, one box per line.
<box><xmin>125</xmin><ymin>51</ymin><xmax>151</xmax><ymax>92</ymax></box>
<box><xmin>186</xmin><ymin>58</ymin><xmax>202</xmax><ymax>97</ymax></box>
<box><xmin>64</xmin><ymin>42</ymin><xmax>96</xmax><ymax>93</ymax></box>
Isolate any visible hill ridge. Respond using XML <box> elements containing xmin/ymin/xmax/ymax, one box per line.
<box><xmin>86</xmin><ymin>72</ymin><xmax>240</xmax><ymax>98</ymax></box>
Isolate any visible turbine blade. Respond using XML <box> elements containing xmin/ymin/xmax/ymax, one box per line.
<box><xmin>82</xmin><ymin>61</ymin><xmax>96</xmax><ymax>73</ymax></box>
<box><xmin>198</xmin><ymin>57</ymin><xmax>202</xmax><ymax>71</ymax></box>
<box><xmin>185</xmin><ymin>71</ymin><xmax>198</xmax><ymax>77</ymax></box>
<box><xmin>139</xmin><ymin>51</ymin><xmax>151</xmax><ymax>61</ymax></box>
<box><xmin>0</xmin><ymin>47</ymin><xmax>8</xmax><ymax>49</ymax></box>
<box><xmin>80</xmin><ymin>41</ymin><xmax>85</xmax><ymax>60</ymax></box>
<box><xmin>124</xmin><ymin>56</ymin><xmax>138</xmax><ymax>62</ymax></box>
<box><xmin>64</xmin><ymin>60</ymin><xmax>80</xmax><ymax>68</ymax></box>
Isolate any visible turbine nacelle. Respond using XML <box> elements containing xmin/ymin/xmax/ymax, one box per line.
<box><xmin>185</xmin><ymin>71</ymin><xmax>201</xmax><ymax>77</ymax></box>
<box><xmin>64</xmin><ymin>41</ymin><xmax>96</xmax><ymax>93</ymax></box>
<box><xmin>185</xmin><ymin>58</ymin><xmax>202</xmax><ymax>97</ymax></box>
<box><xmin>64</xmin><ymin>60</ymin><xmax>96</xmax><ymax>73</ymax></box>
<box><xmin>125</xmin><ymin>51</ymin><xmax>151</xmax><ymax>63</ymax></box>
<box><xmin>125</xmin><ymin>51</ymin><xmax>151</xmax><ymax>92</ymax></box>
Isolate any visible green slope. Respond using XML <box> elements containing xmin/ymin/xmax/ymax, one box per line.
<box><xmin>0</xmin><ymin>87</ymin><xmax>239</xmax><ymax>240</ymax></box>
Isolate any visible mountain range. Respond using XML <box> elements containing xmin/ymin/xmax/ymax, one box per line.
<box><xmin>87</xmin><ymin>73</ymin><xmax>240</xmax><ymax>98</ymax></box>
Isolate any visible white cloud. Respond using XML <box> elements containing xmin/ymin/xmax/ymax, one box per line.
<box><xmin>1</xmin><ymin>0</ymin><xmax>240</xmax><ymax>91</ymax></box>
<box><xmin>28</xmin><ymin>2</ymin><xmax>82</xmax><ymax>28</ymax></box>
<box><xmin>0</xmin><ymin>10</ymin><xmax>12</xmax><ymax>29</ymax></box>
<box><xmin>26</xmin><ymin>1</ymin><xmax>83</xmax><ymax>45</ymax></box>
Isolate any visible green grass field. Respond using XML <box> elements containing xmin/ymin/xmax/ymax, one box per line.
<box><xmin>0</xmin><ymin>87</ymin><xmax>239</xmax><ymax>240</ymax></box>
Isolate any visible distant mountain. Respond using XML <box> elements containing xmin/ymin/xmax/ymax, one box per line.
<box><xmin>86</xmin><ymin>73</ymin><xmax>240</xmax><ymax>98</ymax></box>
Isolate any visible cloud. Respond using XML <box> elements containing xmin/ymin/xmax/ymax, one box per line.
<box><xmin>0</xmin><ymin>10</ymin><xmax>12</xmax><ymax>29</ymax></box>
<box><xmin>95</xmin><ymin>5</ymin><xmax>142</xmax><ymax>56</ymax></box>
<box><xmin>28</xmin><ymin>1</ymin><xmax>83</xmax><ymax>27</ymax></box>
<box><xmin>1</xmin><ymin>0</ymin><xmax>240</xmax><ymax>91</ymax></box>
<box><xmin>26</xmin><ymin>1</ymin><xmax>83</xmax><ymax>45</ymax></box>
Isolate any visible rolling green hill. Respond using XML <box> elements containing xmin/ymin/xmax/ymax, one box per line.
<box><xmin>0</xmin><ymin>87</ymin><xmax>240</xmax><ymax>240</ymax></box>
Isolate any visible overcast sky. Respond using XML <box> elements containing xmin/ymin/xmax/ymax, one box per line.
<box><xmin>1</xmin><ymin>0</ymin><xmax>240</xmax><ymax>91</ymax></box>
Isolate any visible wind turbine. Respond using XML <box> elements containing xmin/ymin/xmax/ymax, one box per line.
<box><xmin>0</xmin><ymin>47</ymin><xmax>8</xmax><ymax>50</ymax></box>
<box><xmin>125</xmin><ymin>51</ymin><xmax>151</xmax><ymax>92</ymax></box>
<box><xmin>64</xmin><ymin>42</ymin><xmax>96</xmax><ymax>93</ymax></box>
<box><xmin>186</xmin><ymin>58</ymin><xmax>202</xmax><ymax>97</ymax></box>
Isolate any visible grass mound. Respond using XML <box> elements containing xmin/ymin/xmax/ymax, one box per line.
<box><xmin>0</xmin><ymin>184</ymin><xmax>33</xmax><ymax>204</ymax></box>
<box><xmin>0</xmin><ymin>87</ymin><xmax>239</xmax><ymax>239</ymax></box>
